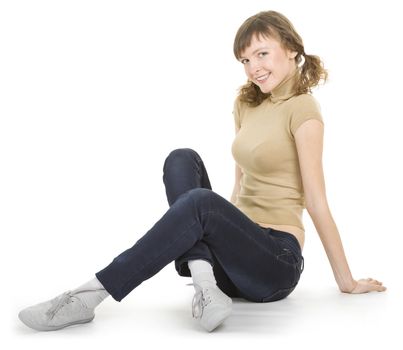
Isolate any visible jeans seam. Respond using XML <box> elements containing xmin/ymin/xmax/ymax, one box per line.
<box><xmin>262</xmin><ymin>284</ymin><xmax>297</xmax><ymax>302</ymax></box>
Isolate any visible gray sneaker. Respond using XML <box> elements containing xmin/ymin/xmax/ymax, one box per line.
<box><xmin>188</xmin><ymin>283</ymin><xmax>233</xmax><ymax>332</ymax></box>
<box><xmin>18</xmin><ymin>290</ymin><xmax>96</xmax><ymax>331</ymax></box>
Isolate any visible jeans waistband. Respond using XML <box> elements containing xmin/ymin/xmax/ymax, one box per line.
<box><xmin>267</xmin><ymin>229</ymin><xmax>301</xmax><ymax>253</ymax></box>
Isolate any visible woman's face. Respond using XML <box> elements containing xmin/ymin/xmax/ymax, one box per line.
<box><xmin>238</xmin><ymin>34</ymin><xmax>298</xmax><ymax>94</ymax></box>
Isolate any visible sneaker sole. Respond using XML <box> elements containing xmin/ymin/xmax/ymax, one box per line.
<box><xmin>200</xmin><ymin>305</ymin><xmax>232</xmax><ymax>332</ymax></box>
<box><xmin>19</xmin><ymin>314</ymin><xmax>95</xmax><ymax>332</ymax></box>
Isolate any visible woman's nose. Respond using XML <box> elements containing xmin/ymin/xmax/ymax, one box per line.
<box><xmin>249</xmin><ymin>60</ymin><xmax>261</xmax><ymax>74</ymax></box>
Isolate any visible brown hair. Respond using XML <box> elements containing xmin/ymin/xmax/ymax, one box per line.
<box><xmin>233</xmin><ymin>10</ymin><xmax>328</xmax><ymax>107</ymax></box>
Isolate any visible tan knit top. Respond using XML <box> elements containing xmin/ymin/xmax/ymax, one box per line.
<box><xmin>231</xmin><ymin>69</ymin><xmax>324</xmax><ymax>232</ymax></box>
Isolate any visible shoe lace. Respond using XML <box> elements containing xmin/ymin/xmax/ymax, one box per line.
<box><xmin>45</xmin><ymin>288</ymin><xmax>103</xmax><ymax>320</ymax></box>
<box><xmin>45</xmin><ymin>291</ymin><xmax>74</xmax><ymax>320</ymax></box>
<box><xmin>186</xmin><ymin>283</ymin><xmax>212</xmax><ymax>319</ymax></box>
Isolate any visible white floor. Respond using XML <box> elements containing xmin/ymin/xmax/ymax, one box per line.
<box><xmin>7</xmin><ymin>264</ymin><xmax>400</xmax><ymax>350</ymax></box>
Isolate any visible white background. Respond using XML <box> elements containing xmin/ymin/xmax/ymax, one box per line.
<box><xmin>1</xmin><ymin>0</ymin><xmax>402</xmax><ymax>348</ymax></box>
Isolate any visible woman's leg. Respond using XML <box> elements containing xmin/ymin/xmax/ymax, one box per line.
<box><xmin>95</xmin><ymin>149</ymin><xmax>303</xmax><ymax>303</ymax></box>
<box><xmin>160</xmin><ymin>148</ymin><xmax>304</xmax><ymax>301</ymax></box>
<box><xmin>19</xmin><ymin>148</ymin><xmax>304</xmax><ymax>332</ymax></box>
<box><xmin>161</xmin><ymin>148</ymin><xmax>240</xmax><ymax>297</ymax></box>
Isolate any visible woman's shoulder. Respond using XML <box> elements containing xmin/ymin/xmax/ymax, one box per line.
<box><xmin>233</xmin><ymin>94</ymin><xmax>248</xmax><ymax>108</ymax></box>
<box><xmin>233</xmin><ymin>95</ymin><xmax>252</xmax><ymax>117</ymax></box>
<box><xmin>291</xmin><ymin>93</ymin><xmax>320</xmax><ymax>104</ymax></box>
<box><xmin>286</xmin><ymin>93</ymin><xmax>321</xmax><ymax>112</ymax></box>
<box><xmin>234</xmin><ymin>93</ymin><xmax>320</xmax><ymax>111</ymax></box>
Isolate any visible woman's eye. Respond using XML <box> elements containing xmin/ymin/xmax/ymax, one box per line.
<box><xmin>240</xmin><ymin>52</ymin><xmax>267</xmax><ymax>64</ymax></box>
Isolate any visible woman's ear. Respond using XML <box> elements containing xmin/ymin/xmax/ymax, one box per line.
<box><xmin>288</xmin><ymin>50</ymin><xmax>298</xmax><ymax>60</ymax></box>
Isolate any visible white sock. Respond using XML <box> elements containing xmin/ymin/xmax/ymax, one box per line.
<box><xmin>188</xmin><ymin>259</ymin><xmax>217</xmax><ymax>291</ymax></box>
<box><xmin>72</xmin><ymin>277</ymin><xmax>110</xmax><ymax>309</ymax></box>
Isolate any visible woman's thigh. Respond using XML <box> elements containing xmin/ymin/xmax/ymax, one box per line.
<box><xmin>162</xmin><ymin>148</ymin><xmax>301</xmax><ymax>302</ymax></box>
<box><xmin>186</xmin><ymin>188</ymin><xmax>301</xmax><ymax>302</ymax></box>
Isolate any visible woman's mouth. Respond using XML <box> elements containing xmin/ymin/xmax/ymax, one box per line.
<box><xmin>256</xmin><ymin>73</ymin><xmax>270</xmax><ymax>84</ymax></box>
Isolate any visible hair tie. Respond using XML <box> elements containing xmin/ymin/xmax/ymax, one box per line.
<box><xmin>298</xmin><ymin>53</ymin><xmax>306</xmax><ymax>68</ymax></box>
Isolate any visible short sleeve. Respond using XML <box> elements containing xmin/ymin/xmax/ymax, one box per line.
<box><xmin>232</xmin><ymin>96</ymin><xmax>242</xmax><ymax>130</ymax></box>
<box><xmin>290</xmin><ymin>94</ymin><xmax>324</xmax><ymax>136</ymax></box>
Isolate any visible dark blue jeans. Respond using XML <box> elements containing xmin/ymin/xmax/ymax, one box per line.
<box><xmin>96</xmin><ymin>148</ymin><xmax>304</xmax><ymax>303</ymax></box>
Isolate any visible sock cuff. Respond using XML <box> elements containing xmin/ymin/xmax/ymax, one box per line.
<box><xmin>188</xmin><ymin>259</ymin><xmax>214</xmax><ymax>274</ymax></box>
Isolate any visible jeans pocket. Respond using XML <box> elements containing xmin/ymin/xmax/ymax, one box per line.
<box><xmin>276</xmin><ymin>248</ymin><xmax>299</xmax><ymax>264</ymax></box>
<box><xmin>277</xmin><ymin>248</ymin><xmax>304</xmax><ymax>273</ymax></box>
<box><xmin>261</xmin><ymin>248</ymin><xmax>302</xmax><ymax>302</ymax></box>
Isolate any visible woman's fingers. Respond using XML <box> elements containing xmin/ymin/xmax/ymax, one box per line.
<box><xmin>350</xmin><ymin>277</ymin><xmax>387</xmax><ymax>293</ymax></box>
<box><xmin>366</xmin><ymin>278</ymin><xmax>382</xmax><ymax>285</ymax></box>
<box><xmin>368</xmin><ymin>279</ymin><xmax>386</xmax><ymax>291</ymax></box>
<box><xmin>375</xmin><ymin>284</ymin><xmax>387</xmax><ymax>292</ymax></box>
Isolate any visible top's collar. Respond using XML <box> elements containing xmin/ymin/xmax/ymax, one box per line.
<box><xmin>268</xmin><ymin>68</ymin><xmax>300</xmax><ymax>103</ymax></box>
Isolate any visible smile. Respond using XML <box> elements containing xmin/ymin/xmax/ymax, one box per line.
<box><xmin>256</xmin><ymin>73</ymin><xmax>270</xmax><ymax>83</ymax></box>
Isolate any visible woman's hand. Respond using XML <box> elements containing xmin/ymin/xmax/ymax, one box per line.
<box><xmin>343</xmin><ymin>278</ymin><xmax>387</xmax><ymax>294</ymax></box>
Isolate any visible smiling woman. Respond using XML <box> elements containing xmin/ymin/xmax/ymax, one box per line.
<box><xmin>230</xmin><ymin>11</ymin><xmax>329</xmax><ymax>251</ymax></box>
<box><xmin>17</xmin><ymin>9</ymin><xmax>386</xmax><ymax>335</ymax></box>
<box><xmin>230</xmin><ymin>10</ymin><xmax>385</xmax><ymax>296</ymax></box>
<box><xmin>238</xmin><ymin>35</ymin><xmax>298</xmax><ymax>94</ymax></box>
<box><xmin>233</xmin><ymin>11</ymin><xmax>327</xmax><ymax>106</ymax></box>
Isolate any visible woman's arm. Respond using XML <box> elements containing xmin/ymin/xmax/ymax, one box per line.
<box><xmin>231</xmin><ymin>125</ymin><xmax>243</xmax><ymax>204</ymax></box>
<box><xmin>231</xmin><ymin>163</ymin><xmax>242</xmax><ymax>204</ymax></box>
<box><xmin>294</xmin><ymin>119</ymin><xmax>386</xmax><ymax>293</ymax></box>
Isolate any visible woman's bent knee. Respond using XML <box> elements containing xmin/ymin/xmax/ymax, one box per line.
<box><xmin>163</xmin><ymin>148</ymin><xmax>201</xmax><ymax>173</ymax></box>
<box><xmin>165</xmin><ymin>148</ymin><xmax>200</xmax><ymax>164</ymax></box>
<box><xmin>165</xmin><ymin>148</ymin><xmax>198</xmax><ymax>162</ymax></box>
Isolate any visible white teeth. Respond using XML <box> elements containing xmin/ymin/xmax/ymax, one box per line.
<box><xmin>256</xmin><ymin>73</ymin><xmax>270</xmax><ymax>81</ymax></box>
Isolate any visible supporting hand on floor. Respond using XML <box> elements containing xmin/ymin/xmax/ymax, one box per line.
<box><xmin>343</xmin><ymin>278</ymin><xmax>387</xmax><ymax>294</ymax></box>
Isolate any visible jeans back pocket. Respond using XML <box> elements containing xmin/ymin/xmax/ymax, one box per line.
<box><xmin>276</xmin><ymin>248</ymin><xmax>303</xmax><ymax>287</ymax></box>
<box><xmin>277</xmin><ymin>248</ymin><xmax>298</xmax><ymax>264</ymax></box>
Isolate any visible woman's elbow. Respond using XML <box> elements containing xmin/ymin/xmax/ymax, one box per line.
<box><xmin>305</xmin><ymin>197</ymin><xmax>330</xmax><ymax>216</ymax></box>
